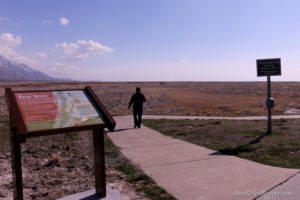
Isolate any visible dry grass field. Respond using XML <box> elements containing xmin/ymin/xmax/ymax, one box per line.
<box><xmin>1</xmin><ymin>81</ymin><xmax>300</xmax><ymax>199</ymax></box>
<box><xmin>1</xmin><ymin>81</ymin><xmax>300</xmax><ymax>121</ymax></box>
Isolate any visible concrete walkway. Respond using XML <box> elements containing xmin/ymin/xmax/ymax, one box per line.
<box><xmin>57</xmin><ymin>187</ymin><xmax>128</xmax><ymax>200</ymax></box>
<box><xmin>257</xmin><ymin>173</ymin><xmax>300</xmax><ymax>200</ymax></box>
<box><xmin>108</xmin><ymin>115</ymin><xmax>299</xmax><ymax>200</ymax></box>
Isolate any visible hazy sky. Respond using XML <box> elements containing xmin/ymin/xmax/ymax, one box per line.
<box><xmin>0</xmin><ymin>0</ymin><xmax>300</xmax><ymax>81</ymax></box>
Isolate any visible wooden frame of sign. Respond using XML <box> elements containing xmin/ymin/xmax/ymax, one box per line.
<box><xmin>5</xmin><ymin>86</ymin><xmax>116</xmax><ymax>200</ymax></box>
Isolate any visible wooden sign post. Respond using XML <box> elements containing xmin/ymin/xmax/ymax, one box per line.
<box><xmin>5</xmin><ymin>86</ymin><xmax>116</xmax><ymax>200</ymax></box>
<box><xmin>256</xmin><ymin>58</ymin><xmax>281</xmax><ymax>134</ymax></box>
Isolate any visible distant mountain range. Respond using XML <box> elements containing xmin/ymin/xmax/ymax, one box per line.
<box><xmin>0</xmin><ymin>55</ymin><xmax>70</xmax><ymax>81</ymax></box>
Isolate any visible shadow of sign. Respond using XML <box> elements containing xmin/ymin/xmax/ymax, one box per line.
<box><xmin>209</xmin><ymin>133</ymin><xmax>269</xmax><ymax>156</ymax></box>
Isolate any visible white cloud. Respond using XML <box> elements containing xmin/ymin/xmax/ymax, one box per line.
<box><xmin>0</xmin><ymin>33</ymin><xmax>31</xmax><ymax>67</ymax></box>
<box><xmin>60</xmin><ymin>17</ymin><xmax>69</xmax><ymax>26</ymax></box>
<box><xmin>0</xmin><ymin>33</ymin><xmax>40</xmax><ymax>71</ymax></box>
<box><xmin>0</xmin><ymin>16</ymin><xmax>9</xmax><ymax>21</ymax></box>
<box><xmin>0</xmin><ymin>32</ymin><xmax>84</xmax><ymax>80</ymax></box>
<box><xmin>47</xmin><ymin>62</ymin><xmax>80</xmax><ymax>72</ymax></box>
<box><xmin>42</xmin><ymin>62</ymin><xmax>82</xmax><ymax>79</ymax></box>
<box><xmin>0</xmin><ymin>33</ymin><xmax>22</xmax><ymax>48</ymax></box>
<box><xmin>55</xmin><ymin>40</ymin><xmax>113</xmax><ymax>60</ymax></box>
<box><xmin>42</xmin><ymin>20</ymin><xmax>53</xmax><ymax>25</ymax></box>
<box><xmin>34</xmin><ymin>51</ymin><xmax>47</xmax><ymax>59</ymax></box>
<box><xmin>0</xmin><ymin>33</ymin><xmax>33</xmax><ymax>66</ymax></box>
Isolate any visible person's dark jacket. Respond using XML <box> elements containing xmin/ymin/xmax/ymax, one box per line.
<box><xmin>128</xmin><ymin>92</ymin><xmax>146</xmax><ymax>111</ymax></box>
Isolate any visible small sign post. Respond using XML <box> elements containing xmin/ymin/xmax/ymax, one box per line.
<box><xmin>256</xmin><ymin>58</ymin><xmax>281</xmax><ymax>134</ymax></box>
<box><xmin>5</xmin><ymin>86</ymin><xmax>116</xmax><ymax>200</ymax></box>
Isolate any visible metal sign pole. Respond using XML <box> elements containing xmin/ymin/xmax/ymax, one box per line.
<box><xmin>267</xmin><ymin>75</ymin><xmax>272</xmax><ymax>134</ymax></box>
<box><xmin>257</xmin><ymin>58</ymin><xmax>281</xmax><ymax>134</ymax></box>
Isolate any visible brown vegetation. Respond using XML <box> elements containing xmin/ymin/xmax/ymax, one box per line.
<box><xmin>1</xmin><ymin>81</ymin><xmax>300</xmax><ymax>121</ymax></box>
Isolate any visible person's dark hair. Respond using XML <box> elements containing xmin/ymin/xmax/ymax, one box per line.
<box><xmin>136</xmin><ymin>87</ymin><xmax>141</xmax><ymax>92</ymax></box>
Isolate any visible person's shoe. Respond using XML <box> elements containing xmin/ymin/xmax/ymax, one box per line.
<box><xmin>138</xmin><ymin>125</ymin><xmax>141</xmax><ymax>128</ymax></box>
<box><xmin>134</xmin><ymin>125</ymin><xmax>137</xmax><ymax>128</ymax></box>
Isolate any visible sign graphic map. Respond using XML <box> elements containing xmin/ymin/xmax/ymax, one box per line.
<box><xmin>15</xmin><ymin>90</ymin><xmax>103</xmax><ymax>131</ymax></box>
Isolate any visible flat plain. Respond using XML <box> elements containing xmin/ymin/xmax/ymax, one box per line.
<box><xmin>1</xmin><ymin>81</ymin><xmax>300</xmax><ymax>199</ymax></box>
<box><xmin>1</xmin><ymin>81</ymin><xmax>300</xmax><ymax>120</ymax></box>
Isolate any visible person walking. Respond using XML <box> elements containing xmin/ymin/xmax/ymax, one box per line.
<box><xmin>128</xmin><ymin>87</ymin><xmax>147</xmax><ymax>128</ymax></box>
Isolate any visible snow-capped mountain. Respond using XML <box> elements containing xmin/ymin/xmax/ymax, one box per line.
<box><xmin>0</xmin><ymin>55</ymin><xmax>68</xmax><ymax>81</ymax></box>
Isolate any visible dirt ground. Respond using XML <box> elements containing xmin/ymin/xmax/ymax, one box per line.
<box><xmin>0</xmin><ymin>122</ymin><xmax>147</xmax><ymax>200</ymax></box>
<box><xmin>1</xmin><ymin>81</ymin><xmax>300</xmax><ymax>199</ymax></box>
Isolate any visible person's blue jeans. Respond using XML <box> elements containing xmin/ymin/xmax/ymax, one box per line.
<box><xmin>133</xmin><ymin>109</ymin><xmax>142</xmax><ymax>128</ymax></box>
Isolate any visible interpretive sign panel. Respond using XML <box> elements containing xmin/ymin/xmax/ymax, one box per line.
<box><xmin>257</xmin><ymin>58</ymin><xmax>281</xmax><ymax>76</ymax></box>
<box><xmin>5</xmin><ymin>86</ymin><xmax>115</xmax><ymax>199</ymax></box>
<box><xmin>14</xmin><ymin>90</ymin><xmax>103</xmax><ymax>131</ymax></box>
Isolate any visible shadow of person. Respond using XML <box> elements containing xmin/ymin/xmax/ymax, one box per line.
<box><xmin>79</xmin><ymin>193</ymin><xmax>103</xmax><ymax>200</ymax></box>
<box><xmin>105</xmin><ymin>128</ymin><xmax>135</xmax><ymax>133</ymax></box>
